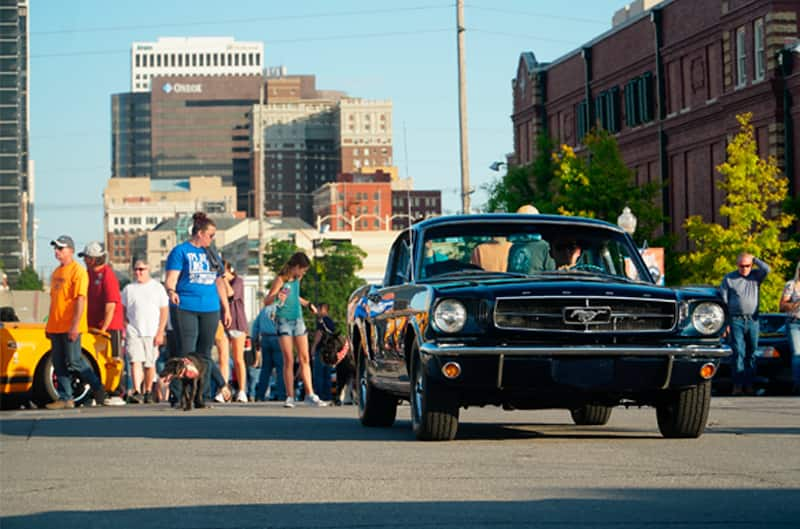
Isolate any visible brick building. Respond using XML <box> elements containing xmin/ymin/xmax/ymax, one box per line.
<box><xmin>511</xmin><ymin>0</ymin><xmax>800</xmax><ymax>247</ymax></box>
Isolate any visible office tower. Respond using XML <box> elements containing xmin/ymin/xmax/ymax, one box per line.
<box><xmin>0</xmin><ymin>0</ymin><xmax>31</xmax><ymax>279</ymax></box>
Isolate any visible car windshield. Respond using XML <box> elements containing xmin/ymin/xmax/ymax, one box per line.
<box><xmin>418</xmin><ymin>220</ymin><xmax>651</xmax><ymax>282</ymax></box>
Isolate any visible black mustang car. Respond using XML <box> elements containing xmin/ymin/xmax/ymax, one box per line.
<box><xmin>347</xmin><ymin>214</ymin><xmax>730</xmax><ymax>441</ymax></box>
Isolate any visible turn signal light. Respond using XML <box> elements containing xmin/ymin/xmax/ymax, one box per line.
<box><xmin>757</xmin><ymin>346</ymin><xmax>780</xmax><ymax>359</ymax></box>
<box><xmin>442</xmin><ymin>361</ymin><xmax>461</xmax><ymax>379</ymax></box>
<box><xmin>699</xmin><ymin>363</ymin><xmax>716</xmax><ymax>380</ymax></box>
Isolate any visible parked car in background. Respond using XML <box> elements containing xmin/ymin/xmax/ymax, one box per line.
<box><xmin>714</xmin><ymin>313</ymin><xmax>794</xmax><ymax>394</ymax></box>
<box><xmin>0</xmin><ymin>320</ymin><xmax>123</xmax><ymax>409</ymax></box>
<box><xmin>347</xmin><ymin>213</ymin><xmax>731</xmax><ymax>441</ymax></box>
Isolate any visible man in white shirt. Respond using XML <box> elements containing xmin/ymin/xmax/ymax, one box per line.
<box><xmin>121</xmin><ymin>258</ymin><xmax>169</xmax><ymax>403</ymax></box>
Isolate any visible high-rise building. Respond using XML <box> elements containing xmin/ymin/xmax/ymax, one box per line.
<box><xmin>130</xmin><ymin>37</ymin><xmax>263</xmax><ymax>93</ymax></box>
<box><xmin>253</xmin><ymin>100</ymin><xmax>340</xmax><ymax>221</ymax></box>
<box><xmin>0</xmin><ymin>0</ymin><xmax>31</xmax><ymax>280</ymax></box>
<box><xmin>337</xmin><ymin>99</ymin><xmax>393</xmax><ymax>173</ymax></box>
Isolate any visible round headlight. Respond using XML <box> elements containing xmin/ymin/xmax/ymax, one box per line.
<box><xmin>433</xmin><ymin>299</ymin><xmax>467</xmax><ymax>333</ymax></box>
<box><xmin>691</xmin><ymin>302</ymin><xmax>725</xmax><ymax>335</ymax></box>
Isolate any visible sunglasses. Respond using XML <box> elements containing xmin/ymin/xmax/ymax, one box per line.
<box><xmin>738</xmin><ymin>264</ymin><xmax>752</xmax><ymax>268</ymax></box>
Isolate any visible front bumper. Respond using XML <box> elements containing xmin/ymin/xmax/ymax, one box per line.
<box><xmin>420</xmin><ymin>342</ymin><xmax>731</xmax><ymax>393</ymax></box>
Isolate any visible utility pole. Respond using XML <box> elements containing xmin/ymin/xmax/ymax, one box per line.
<box><xmin>256</xmin><ymin>81</ymin><xmax>265</xmax><ymax>298</ymax></box>
<box><xmin>456</xmin><ymin>0</ymin><xmax>471</xmax><ymax>214</ymax></box>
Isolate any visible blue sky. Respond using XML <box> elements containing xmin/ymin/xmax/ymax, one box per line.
<box><xmin>30</xmin><ymin>0</ymin><xmax>623</xmax><ymax>275</ymax></box>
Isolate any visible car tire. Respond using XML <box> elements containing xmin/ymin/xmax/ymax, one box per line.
<box><xmin>356</xmin><ymin>343</ymin><xmax>397</xmax><ymax>427</ymax></box>
<box><xmin>32</xmin><ymin>352</ymin><xmax>95</xmax><ymax>407</ymax></box>
<box><xmin>656</xmin><ymin>381</ymin><xmax>711</xmax><ymax>439</ymax></box>
<box><xmin>410</xmin><ymin>343</ymin><xmax>459</xmax><ymax>441</ymax></box>
<box><xmin>570</xmin><ymin>404</ymin><xmax>613</xmax><ymax>426</ymax></box>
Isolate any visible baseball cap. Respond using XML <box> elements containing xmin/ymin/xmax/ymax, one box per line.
<box><xmin>78</xmin><ymin>241</ymin><xmax>106</xmax><ymax>258</ymax></box>
<box><xmin>50</xmin><ymin>235</ymin><xmax>75</xmax><ymax>250</ymax></box>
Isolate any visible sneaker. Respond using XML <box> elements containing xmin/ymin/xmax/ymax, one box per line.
<box><xmin>283</xmin><ymin>397</ymin><xmax>295</xmax><ymax>408</ymax></box>
<box><xmin>104</xmin><ymin>395</ymin><xmax>127</xmax><ymax>406</ymax></box>
<box><xmin>214</xmin><ymin>390</ymin><xmax>227</xmax><ymax>403</ymax></box>
<box><xmin>304</xmin><ymin>393</ymin><xmax>329</xmax><ymax>407</ymax></box>
<box><xmin>126</xmin><ymin>392</ymin><xmax>144</xmax><ymax>404</ymax></box>
<box><xmin>45</xmin><ymin>399</ymin><xmax>74</xmax><ymax>410</ymax></box>
<box><xmin>236</xmin><ymin>390</ymin><xmax>248</xmax><ymax>403</ymax></box>
<box><xmin>143</xmin><ymin>391</ymin><xmax>152</xmax><ymax>404</ymax></box>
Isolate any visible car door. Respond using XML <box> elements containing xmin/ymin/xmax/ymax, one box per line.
<box><xmin>369</xmin><ymin>232</ymin><xmax>413</xmax><ymax>386</ymax></box>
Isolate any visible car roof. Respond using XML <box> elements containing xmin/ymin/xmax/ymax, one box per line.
<box><xmin>413</xmin><ymin>213</ymin><xmax>626</xmax><ymax>233</ymax></box>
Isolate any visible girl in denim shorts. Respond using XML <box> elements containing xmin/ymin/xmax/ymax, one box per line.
<box><xmin>264</xmin><ymin>252</ymin><xmax>327</xmax><ymax>408</ymax></box>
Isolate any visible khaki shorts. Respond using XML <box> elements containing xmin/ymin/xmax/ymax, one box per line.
<box><xmin>127</xmin><ymin>335</ymin><xmax>159</xmax><ymax>367</ymax></box>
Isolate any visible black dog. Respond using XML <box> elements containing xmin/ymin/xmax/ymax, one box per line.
<box><xmin>318</xmin><ymin>326</ymin><xmax>356</xmax><ymax>406</ymax></box>
<box><xmin>159</xmin><ymin>355</ymin><xmax>207</xmax><ymax>411</ymax></box>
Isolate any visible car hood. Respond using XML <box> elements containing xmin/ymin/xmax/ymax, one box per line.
<box><xmin>428</xmin><ymin>275</ymin><xmax>718</xmax><ymax>302</ymax></box>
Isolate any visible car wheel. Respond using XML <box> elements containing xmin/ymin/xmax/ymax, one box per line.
<box><xmin>570</xmin><ymin>404</ymin><xmax>613</xmax><ymax>426</ymax></box>
<box><xmin>410</xmin><ymin>343</ymin><xmax>459</xmax><ymax>441</ymax></box>
<box><xmin>356</xmin><ymin>343</ymin><xmax>397</xmax><ymax>427</ymax></box>
<box><xmin>32</xmin><ymin>352</ymin><xmax>95</xmax><ymax>407</ymax></box>
<box><xmin>656</xmin><ymin>381</ymin><xmax>711</xmax><ymax>439</ymax></box>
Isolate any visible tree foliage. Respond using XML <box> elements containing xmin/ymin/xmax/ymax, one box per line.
<box><xmin>12</xmin><ymin>266</ymin><xmax>43</xmax><ymax>291</ymax></box>
<box><xmin>680</xmin><ymin>113</ymin><xmax>797</xmax><ymax>311</ymax></box>
<box><xmin>261</xmin><ymin>237</ymin><xmax>367</xmax><ymax>327</ymax></box>
<box><xmin>484</xmin><ymin>134</ymin><xmax>558</xmax><ymax>214</ymax></box>
<box><xmin>551</xmin><ymin>128</ymin><xmax>664</xmax><ymax>243</ymax></box>
<box><xmin>484</xmin><ymin>130</ymin><xmax>663</xmax><ymax>244</ymax></box>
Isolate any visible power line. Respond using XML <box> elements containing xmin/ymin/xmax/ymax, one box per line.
<box><xmin>31</xmin><ymin>28</ymin><xmax>452</xmax><ymax>59</ymax></box>
<box><xmin>32</xmin><ymin>4</ymin><xmax>454</xmax><ymax>35</ymax></box>
<box><xmin>465</xmin><ymin>4</ymin><xmax>606</xmax><ymax>25</ymax></box>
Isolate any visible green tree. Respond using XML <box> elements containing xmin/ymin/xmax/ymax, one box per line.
<box><xmin>13</xmin><ymin>266</ymin><xmax>44</xmax><ymax>291</ymax></box>
<box><xmin>484</xmin><ymin>134</ymin><xmax>558</xmax><ymax>213</ymax></box>
<box><xmin>261</xmin><ymin>237</ymin><xmax>367</xmax><ymax>327</ymax></box>
<box><xmin>552</xmin><ymin>128</ymin><xmax>664</xmax><ymax>243</ymax></box>
<box><xmin>263</xmin><ymin>239</ymin><xmax>299</xmax><ymax>274</ymax></box>
<box><xmin>680</xmin><ymin>113</ymin><xmax>797</xmax><ymax>311</ymax></box>
<box><xmin>302</xmin><ymin>240</ymin><xmax>367</xmax><ymax>325</ymax></box>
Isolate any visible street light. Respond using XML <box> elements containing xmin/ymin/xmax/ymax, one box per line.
<box><xmin>489</xmin><ymin>161</ymin><xmax>507</xmax><ymax>172</ymax></box>
<box><xmin>617</xmin><ymin>206</ymin><xmax>637</xmax><ymax>236</ymax></box>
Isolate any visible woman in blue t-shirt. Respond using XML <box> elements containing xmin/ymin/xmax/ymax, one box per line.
<box><xmin>164</xmin><ymin>212</ymin><xmax>231</xmax><ymax>405</ymax></box>
<box><xmin>264</xmin><ymin>252</ymin><xmax>327</xmax><ymax>408</ymax></box>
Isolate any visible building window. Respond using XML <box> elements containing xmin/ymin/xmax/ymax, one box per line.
<box><xmin>736</xmin><ymin>26</ymin><xmax>747</xmax><ymax>87</ymax></box>
<box><xmin>594</xmin><ymin>87</ymin><xmax>620</xmax><ymax>133</ymax></box>
<box><xmin>624</xmin><ymin>72</ymin><xmax>654</xmax><ymax>127</ymax></box>
<box><xmin>754</xmin><ymin>19</ymin><xmax>765</xmax><ymax>82</ymax></box>
<box><xmin>576</xmin><ymin>99</ymin><xmax>590</xmax><ymax>140</ymax></box>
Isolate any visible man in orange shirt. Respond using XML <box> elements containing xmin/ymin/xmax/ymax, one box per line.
<box><xmin>45</xmin><ymin>235</ymin><xmax>110</xmax><ymax>409</ymax></box>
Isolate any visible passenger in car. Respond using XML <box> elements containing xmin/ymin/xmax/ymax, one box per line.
<box><xmin>470</xmin><ymin>237</ymin><xmax>511</xmax><ymax>272</ymax></box>
<box><xmin>553</xmin><ymin>240</ymin><xmax>582</xmax><ymax>270</ymax></box>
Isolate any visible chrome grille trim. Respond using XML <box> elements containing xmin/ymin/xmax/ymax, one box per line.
<box><xmin>493</xmin><ymin>295</ymin><xmax>677</xmax><ymax>333</ymax></box>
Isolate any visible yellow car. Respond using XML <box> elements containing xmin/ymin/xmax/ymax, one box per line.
<box><xmin>0</xmin><ymin>322</ymin><xmax>123</xmax><ymax>408</ymax></box>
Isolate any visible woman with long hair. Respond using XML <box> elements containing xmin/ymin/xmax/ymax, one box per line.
<box><xmin>779</xmin><ymin>261</ymin><xmax>800</xmax><ymax>395</ymax></box>
<box><xmin>164</xmin><ymin>212</ymin><xmax>231</xmax><ymax>406</ymax></box>
<box><xmin>224</xmin><ymin>260</ymin><xmax>249</xmax><ymax>403</ymax></box>
<box><xmin>264</xmin><ymin>252</ymin><xmax>327</xmax><ymax>407</ymax></box>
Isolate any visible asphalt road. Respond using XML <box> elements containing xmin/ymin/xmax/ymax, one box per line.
<box><xmin>1</xmin><ymin>396</ymin><xmax>799</xmax><ymax>529</ymax></box>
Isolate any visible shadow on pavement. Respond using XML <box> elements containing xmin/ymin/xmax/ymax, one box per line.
<box><xmin>0</xmin><ymin>412</ymin><xmax>690</xmax><ymax>442</ymax></box>
<box><xmin>2</xmin><ymin>491</ymin><xmax>799</xmax><ymax>529</ymax></box>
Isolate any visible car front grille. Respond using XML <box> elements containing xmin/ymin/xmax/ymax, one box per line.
<box><xmin>494</xmin><ymin>296</ymin><xmax>676</xmax><ymax>333</ymax></box>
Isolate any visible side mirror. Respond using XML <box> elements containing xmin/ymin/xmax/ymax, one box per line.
<box><xmin>649</xmin><ymin>266</ymin><xmax>662</xmax><ymax>284</ymax></box>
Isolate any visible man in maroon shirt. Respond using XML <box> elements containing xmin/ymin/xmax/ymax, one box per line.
<box><xmin>79</xmin><ymin>241</ymin><xmax>126</xmax><ymax>404</ymax></box>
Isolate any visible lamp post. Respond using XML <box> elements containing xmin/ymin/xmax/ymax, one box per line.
<box><xmin>489</xmin><ymin>161</ymin><xmax>507</xmax><ymax>172</ymax></box>
<box><xmin>617</xmin><ymin>206</ymin><xmax>637</xmax><ymax>236</ymax></box>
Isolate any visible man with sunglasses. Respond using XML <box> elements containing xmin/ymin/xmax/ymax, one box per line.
<box><xmin>720</xmin><ymin>252</ymin><xmax>771</xmax><ymax>396</ymax></box>
<box><xmin>121</xmin><ymin>258</ymin><xmax>169</xmax><ymax>404</ymax></box>
<box><xmin>45</xmin><ymin>235</ymin><xmax>110</xmax><ymax>408</ymax></box>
